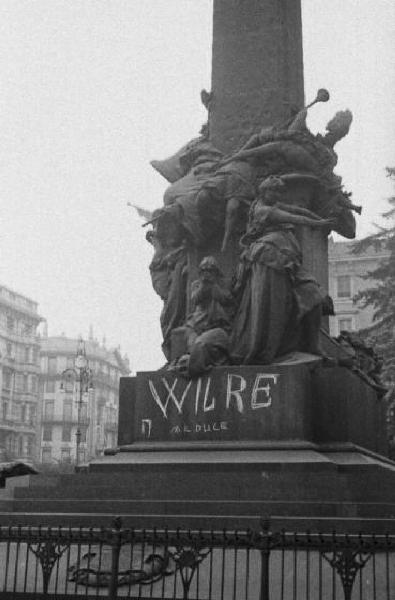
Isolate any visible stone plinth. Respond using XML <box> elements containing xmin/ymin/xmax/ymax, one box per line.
<box><xmin>129</xmin><ymin>361</ymin><xmax>316</xmax><ymax>445</ymax></box>
<box><xmin>118</xmin><ymin>356</ymin><xmax>387</xmax><ymax>457</ymax></box>
<box><xmin>2</xmin><ymin>358</ymin><xmax>393</xmax><ymax>532</ymax></box>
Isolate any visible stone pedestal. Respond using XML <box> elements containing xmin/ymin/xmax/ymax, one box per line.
<box><xmin>129</xmin><ymin>360</ymin><xmax>315</xmax><ymax>444</ymax></box>
<box><xmin>118</xmin><ymin>356</ymin><xmax>387</xmax><ymax>457</ymax></box>
<box><xmin>64</xmin><ymin>357</ymin><xmax>392</xmax><ymax>531</ymax></box>
<box><xmin>3</xmin><ymin>358</ymin><xmax>393</xmax><ymax>533</ymax></box>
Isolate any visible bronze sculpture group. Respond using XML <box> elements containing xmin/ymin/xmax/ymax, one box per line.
<box><xmin>144</xmin><ymin>91</ymin><xmax>361</xmax><ymax>377</ymax></box>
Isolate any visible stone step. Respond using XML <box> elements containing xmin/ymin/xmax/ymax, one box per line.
<box><xmin>7</xmin><ymin>498</ymin><xmax>395</xmax><ymax>519</ymax></box>
<box><xmin>16</xmin><ymin>467</ymin><xmax>395</xmax><ymax>504</ymax></box>
<box><xmin>14</xmin><ymin>472</ymin><xmax>354</xmax><ymax>501</ymax></box>
<box><xmin>13</xmin><ymin>482</ymin><xmax>352</xmax><ymax>501</ymax></box>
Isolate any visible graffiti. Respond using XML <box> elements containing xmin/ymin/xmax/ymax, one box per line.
<box><xmin>148</xmin><ymin>372</ymin><xmax>279</xmax><ymax>420</ymax></box>
<box><xmin>170</xmin><ymin>421</ymin><xmax>228</xmax><ymax>435</ymax></box>
<box><xmin>148</xmin><ymin>378</ymin><xmax>193</xmax><ymax>419</ymax></box>
<box><xmin>141</xmin><ymin>419</ymin><xmax>152</xmax><ymax>438</ymax></box>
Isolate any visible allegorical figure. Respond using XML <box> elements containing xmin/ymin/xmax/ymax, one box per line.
<box><xmin>143</xmin><ymin>91</ymin><xmax>361</xmax><ymax>369</ymax></box>
<box><xmin>147</xmin><ymin>209</ymin><xmax>188</xmax><ymax>361</ymax></box>
<box><xmin>171</xmin><ymin>256</ymin><xmax>233</xmax><ymax>377</ymax></box>
<box><xmin>230</xmin><ymin>176</ymin><xmax>335</xmax><ymax>365</ymax></box>
<box><xmin>151</xmin><ymin>127</ymin><xmax>257</xmax><ymax>251</ymax></box>
<box><xmin>225</xmin><ymin>107</ymin><xmax>359</xmax><ymax>239</ymax></box>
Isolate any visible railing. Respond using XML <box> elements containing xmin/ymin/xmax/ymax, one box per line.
<box><xmin>41</xmin><ymin>415</ymin><xmax>90</xmax><ymax>425</ymax></box>
<box><xmin>0</xmin><ymin>519</ymin><xmax>393</xmax><ymax>599</ymax></box>
<box><xmin>104</xmin><ymin>420</ymin><xmax>118</xmax><ymax>431</ymax></box>
<box><xmin>0</xmin><ymin>419</ymin><xmax>18</xmax><ymax>431</ymax></box>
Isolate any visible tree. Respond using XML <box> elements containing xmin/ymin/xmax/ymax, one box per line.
<box><xmin>352</xmin><ymin>167</ymin><xmax>395</xmax><ymax>384</ymax></box>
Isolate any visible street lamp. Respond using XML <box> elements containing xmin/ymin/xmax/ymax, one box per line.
<box><xmin>60</xmin><ymin>339</ymin><xmax>94</xmax><ymax>469</ymax></box>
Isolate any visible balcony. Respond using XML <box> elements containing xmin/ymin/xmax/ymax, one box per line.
<box><xmin>2</xmin><ymin>355</ymin><xmax>15</xmax><ymax>365</ymax></box>
<box><xmin>41</xmin><ymin>414</ymin><xmax>90</xmax><ymax>426</ymax></box>
<box><xmin>16</xmin><ymin>420</ymin><xmax>37</xmax><ymax>434</ymax></box>
<box><xmin>104</xmin><ymin>421</ymin><xmax>118</xmax><ymax>432</ymax></box>
<box><xmin>0</xmin><ymin>419</ymin><xmax>18</xmax><ymax>433</ymax></box>
<box><xmin>0</xmin><ymin>417</ymin><xmax>37</xmax><ymax>434</ymax></box>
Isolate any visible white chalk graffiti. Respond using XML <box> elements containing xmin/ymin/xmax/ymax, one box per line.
<box><xmin>226</xmin><ymin>374</ymin><xmax>247</xmax><ymax>413</ymax></box>
<box><xmin>147</xmin><ymin>372</ymin><xmax>279</xmax><ymax>419</ymax></box>
<box><xmin>251</xmin><ymin>374</ymin><xmax>278</xmax><ymax>409</ymax></box>
<box><xmin>170</xmin><ymin>421</ymin><xmax>228</xmax><ymax>435</ymax></box>
<box><xmin>148</xmin><ymin>378</ymin><xmax>192</xmax><ymax>419</ymax></box>
<box><xmin>141</xmin><ymin>419</ymin><xmax>152</xmax><ymax>438</ymax></box>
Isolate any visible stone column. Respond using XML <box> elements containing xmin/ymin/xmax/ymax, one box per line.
<box><xmin>208</xmin><ymin>0</ymin><xmax>328</xmax><ymax>295</ymax></box>
<box><xmin>210</xmin><ymin>0</ymin><xmax>304</xmax><ymax>154</ymax></box>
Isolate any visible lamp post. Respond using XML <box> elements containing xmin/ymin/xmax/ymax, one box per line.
<box><xmin>60</xmin><ymin>339</ymin><xmax>93</xmax><ymax>469</ymax></box>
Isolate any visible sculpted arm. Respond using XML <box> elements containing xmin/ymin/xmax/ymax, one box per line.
<box><xmin>269</xmin><ymin>207</ymin><xmax>334</xmax><ymax>229</ymax></box>
<box><xmin>228</xmin><ymin>140</ymin><xmax>317</xmax><ymax>172</ymax></box>
<box><xmin>275</xmin><ymin>202</ymin><xmax>321</xmax><ymax>220</ymax></box>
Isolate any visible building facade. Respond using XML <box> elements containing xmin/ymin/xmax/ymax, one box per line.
<box><xmin>328</xmin><ymin>238</ymin><xmax>390</xmax><ymax>337</ymax></box>
<box><xmin>39</xmin><ymin>336</ymin><xmax>129</xmax><ymax>466</ymax></box>
<box><xmin>0</xmin><ymin>285</ymin><xmax>42</xmax><ymax>462</ymax></box>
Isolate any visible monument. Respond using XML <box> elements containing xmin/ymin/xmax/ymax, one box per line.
<box><xmin>8</xmin><ymin>0</ymin><xmax>394</xmax><ymax>536</ymax></box>
<box><xmin>94</xmin><ymin>0</ymin><xmax>395</xmax><ymax>531</ymax></box>
<box><xmin>1</xmin><ymin>6</ymin><xmax>394</xmax><ymax>597</ymax></box>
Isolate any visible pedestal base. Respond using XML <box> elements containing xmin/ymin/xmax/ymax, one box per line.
<box><xmin>118</xmin><ymin>354</ymin><xmax>387</xmax><ymax>455</ymax></box>
<box><xmin>3</xmin><ymin>357</ymin><xmax>393</xmax><ymax>533</ymax></box>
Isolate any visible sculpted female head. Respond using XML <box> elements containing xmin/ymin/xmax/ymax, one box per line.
<box><xmin>324</xmin><ymin>110</ymin><xmax>353</xmax><ymax>147</ymax></box>
<box><xmin>258</xmin><ymin>175</ymin><xmax>286</xmax><ymax>205</ymax></box>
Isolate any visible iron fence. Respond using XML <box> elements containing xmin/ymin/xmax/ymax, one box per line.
<box><xmin>0</xmin><ymin>518</ymin><xmax>393</xmax><ymax>599</ymax></box>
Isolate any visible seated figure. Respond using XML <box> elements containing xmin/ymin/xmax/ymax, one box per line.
<box><xmin>170</xmin><ymin>256</ymin><xmax>233</xmax><ymax>377</ymax></box>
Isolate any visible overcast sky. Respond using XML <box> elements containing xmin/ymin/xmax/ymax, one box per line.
<box><xmin>0</xmin><ymin>1</ymin><xmax>394</xmax><ymax>372</ymax></box>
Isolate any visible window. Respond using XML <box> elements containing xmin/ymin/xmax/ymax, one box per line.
<box><xmin>44</xmin><ymin>401</ymin><xmax>54</xmax><ymax>420</ymax></box>
<box><xmin>14</xmin><ymin>374</ymin><xmax>21</xmax><ymax>392</ymax></box>
<box><xmin>338</xmin><ymin>318</ymin><xmax>353</xmax><ymax>332</ymax></box>
<box><xmin>60</xmin><ymin>448</ymin><xmax>71</xmax><ymax>463</ymax></box>
<box><xmin>32</xmin><ymin>347</ymin><xmax>38</xmax><ymax>364</ymax></box>
<box><xmin>22</xmin><ymin>374</ymin><xmax>28</xmax><ymax>392</ymax></box>
<box><xmin>97</xmin><ymin>404</ymin><xmax>104</xmax><ymax>425</ymax></box>
<box><xmin>80</xmin><ymin>403</ymin><xmax>88</xmax><ymax>420</ymax></box>
<box><xmin>31</xmin><ymin>376</ymin><xmax>37</xmax><ymax>393</ymax></box>
<box><xmin>63</xmin><ymin>399</ymin><xmax>72</xmax><ymax>421</ymax></box>
<box><xmin>46</xmin><ymin>380</ymin><xmax>55</xmax><ymax>393</ymax></box>
<box><xmin>65</xmin><ymin>378</ymin><xmax>74</xmax><ymax>393</ymax></box>
<box><xmin>6</xmin><ymin>316</ymin><xmax>15</xmax><ymax>332</ymax></box>
<box><xmin>80</xmin><ymin>428</ymin><xmax>87</xmax><ymax>443</ymax></box>
<box><xmin>26</xmin><ymin>437</ymin><xmax>34</xmax><ymax>457</ymax></box>
<box><xmin>48</xmin><ymin>357</ymin><xmax>57</xmax><ymax>375</ymax></box>
<box><xmin>3</xmin><ymin>371</ymin><xmax>11</xmax><ymax>389</ymax></box>
<box><xmin>23</xmin><ymin>323</ymin><xmax>33</xmax><ymax>336</ymax></box>
<box><xmin>6</xmin><ymin>342</ymin><xmax>12</xmax><ymax>356</ymax></box>
<box><xmin>42</xmin><ymin>426</ymin><xmax>52</xmax><ymax>442</ymax></box>
<box><xmin>2</xmin><ymin>401</ymin><xmax>8</xmax><ymax>421</ymax></box>
<box><xmin>62</xmin><ymin>425</ymin><xmax>71</xmax><ymax>442</ymax></box>
<box><xmin>337</xmin><ymin>275</ymin><xmax>352</xmax><ymax>298</ymax></box>
<box><xmin>24</xmin><ymin>347</ymin><xmax>30</xmax><ymax>363</ymax></box>
<box><xmin>29</xmin><ymin>405</ymin><xmax>36</xmax><ymax>425</ymax></box>
<box><xmin>42</xmin><ymin>447</ymin><xmax>52</xmax><ymax>463</ymax></box>
<box><xmin>20</xmin><ymin>405</ymin><xmax>26</xmax><ymax>422</ymax></box>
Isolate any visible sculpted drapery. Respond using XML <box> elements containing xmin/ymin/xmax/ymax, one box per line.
<box><xmin>145</xmin><ymin>97</ymin><xmax>358</xmax><ymax>375</ymax></box>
